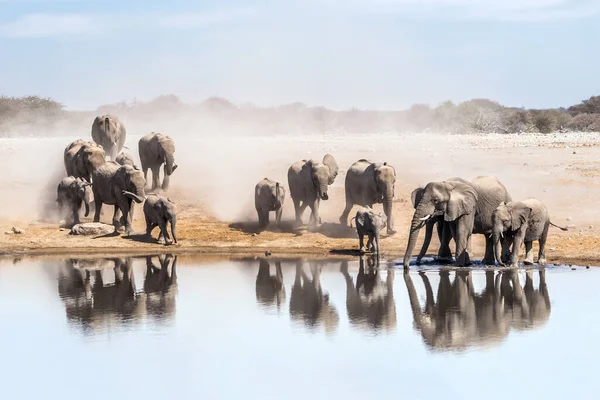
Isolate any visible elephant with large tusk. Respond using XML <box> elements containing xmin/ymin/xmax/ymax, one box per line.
<box><xmin>91</xmin><ymin>115</ymin><xmax>127</xmax><ymax>161</ymax></box>
<box><xmin>492</xmin><ymin>198</ymin><xmax>568</xmax><ymax>267</ymax></box>
<box><xmin>403</xmin><ymin>176</ymin><xmax>512</xmax><ymax>268</ymax></box>
<box><xmin>339</xmin><ymin>159</ymin><xmax>397</xmax><ymax>235</ymax></box>
<box><xmin>92</xmin><ymin>161</ymin><xmax>147</xmax><ymax>235</ymax></box>
<box><xmin>287</xmin><ymin>154</ymin><xmax>338</xmax><ymax>227</ymax></box>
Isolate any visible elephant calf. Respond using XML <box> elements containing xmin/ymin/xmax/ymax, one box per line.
<box><xmin>115</xmin><ymin>152</ymin><xmax>136</xmax><ymax>168</ymax></box>
<box><xmin>255</xmin><ymin>178</ymin><xmax>285</xmax><ymax>230</ymax></box>
<box><xmin>57</xmin><ymin>176</ymin><xmax>93</xmax><ymax>226</ymax></box>
<box><xmin>144</xmin><ymin>194</ymin><xmax>178</xmax><ymax>245</ymax></box>
<box><xmin>492</xmin><ymin>198</ymin><xmax>567</xmax><ymax>267</ymax></box>
<box><xmin>353</xmin><ymin>207</ymin><xmax>387</xmax><ymax>254</ymax></box>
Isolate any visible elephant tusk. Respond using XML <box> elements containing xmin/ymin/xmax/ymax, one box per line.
<box><xmin>419</xmin><ymin>214</ymin><xmax>431</xmax><ymax>221</ymax></box>
<box><xmin>500</xmin><ymin>231</ymin><xmax>504</xmax><ymax>239</ymax></box>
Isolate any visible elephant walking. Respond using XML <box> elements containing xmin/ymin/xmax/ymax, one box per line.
<box><xmin>138</xmin><ymin>132</ymin><xmax>177</xmax><ymax>191</ymax></box>
<box><xmin>339</xmin><ymin>159</ymin><xmax>397</xmax><ymax>235</ymax></box>
<box><xmin>403</xmin><ymin>176</ymin><xmax>512</xmax><ymax>268</ymax></box>
<box><xmin>56</xmin><ymin>176</ymin><xmax>93</xmax><ymax>226</ymax></box>
<box><xmin>255</xmin><ymin>178</ymin><xmax>285</xmax><ymax>231</ymax></box>
<box><xmin>64</xmin><ymin>139</ymin><xmax>106</xmax><ymax>183</ymax></box>
<box><xmin>143</xmin><ymin>194</ymin><xmax>178</xmax><ymax>245</ymax></box>
<box><xmin>352</xmin><ymin>207</ymin><xmax>387</xmax><ymax>254</ymax></box>
<box><xmin>492</xmin><ymin>198</ymin><xmax>568</xmax><ymax>267</ymax></box>
<box><xmin>91</xmin><ymin>115</ymin><xmax>126</xmax><ymax>160</ymax></box>
<box><xmin>287</xmin><ymin>154</ymin><xmax>338</xmax><ymax>227</ymax></box>
<box><xmin>92</xmin><ymin>161</ymin><xmax>146</xmax><ymax>234</ymax></box>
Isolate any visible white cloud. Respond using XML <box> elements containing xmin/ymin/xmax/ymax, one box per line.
<box><xmin>0</xmin><ymin>8</ymin><xmax>257</xmax><ymax>38</ymax></box>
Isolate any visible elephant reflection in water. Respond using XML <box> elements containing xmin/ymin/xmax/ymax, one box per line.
<box><xmin>57</xmin><ymin>255</ymin><xmax>178</xmax><ymax>333</ymax></box>
<box><xmin>404</xmin><ymin>269</ymin><xmax>551</xmax><ymax>351</ymax></box>
<box><xmin>255</xmin><ymin>259</ymin><xmax>286</xmax><ymax>310</ymax></box>
<box><xmin>340</xmin><ymin>255</ymin><xmax>396</xmax><ymax>332</ymax></box>
<box><xmin>289</xmin><ymin>261</ymin><xmax>339</xmax><ymax>334</ymax></box>
<box><xmin>143</xmin><ymin>254</ymin><xmax>178</xmax><ymax>320</ymax></box>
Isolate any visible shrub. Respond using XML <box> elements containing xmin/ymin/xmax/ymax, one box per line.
<box><xmin>565</xmin><ymin>113</ymin><xmax>600</xmax><ymax>131</ymax></box>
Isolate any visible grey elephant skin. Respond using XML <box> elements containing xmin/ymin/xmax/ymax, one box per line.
<box><xmin>255</xmin><ymin>178</ymin><xmax>285</xmax><ymax>231</ymax></box>
<box><xmin>340</xmin><ymin>257</ymin><xmax>396</xmax><ymax>332</ymax></box>
<box><xmin>404</xmin><ymin>176</ymin><xmax>512</xmax><ymax>268</ymax></box>
<box><xmin>92</xmin><ymin>161</ymin><xmax>146</xmax><ymax>235</ymax></box>
<box><xmin>287</xmin><ymin>154</ymin><xmax>338</xmax><ymax>227</ymax></box>
<box><xmin>353</xmin><ymin>207</ymin><xmax>387</xmax><ymax>254</ymax></box>
<box><xmin>115</xmin><ymin>152</ymin><xmax>136</xmax><ymax>168</ymax></box>
<box><xmin>144</xmin><ymin>194</ymin><xmax>178</xmax><ymax>245</ymax></box>
<box><xmin>64</xmin><ymin>139</ymin><xmax>106</xmax><ymax>183</ymax></box>
<box><xmin>56</xmin><ymin>176</ymin><xmax>93</xmax><ymax>226</ymax></box>
<box><xmin>340</xmin><ymin>159</ymin><xmax>397</xmax><ymax>235</ymax></box>
<box><xmin>492</xmin><ymin>198</ymin><xmax>567</xmax><ymax>267</ymax></box>
<box><xmin>403</xmin><ymin>269</ymin><xmax>550</xmax><ymax>351</ymax></box>
<box><xmin>91</xmin><ymin>115</ymin><xmax>127</xmax><ymax>160</ymax></box>
<box><xmin>138</xmin><ymin>132</ymin><xmax>177</xmax><ymax>191</ymax></box>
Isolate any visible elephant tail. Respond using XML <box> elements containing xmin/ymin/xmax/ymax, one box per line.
<box><xmin>550</xmin><ymin>221</ymin><xmax>568</xmax><ymax>231</ymax></box>
<box><xmin>349</xmin><ymin>216</ymin><xmax>356</xmax><ymax>228</ymax></box>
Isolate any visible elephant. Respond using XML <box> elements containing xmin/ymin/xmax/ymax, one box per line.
<box><xmin>92</xmin><ymin>161</ymin><xmax>146</xmax><ymax>234</ymax></box>
<box><xmin>492</xmin><ymin>198</ymin><xmax>567</xmax><ymax>267</ymax></box>
<box><xmin>255</xmin><ymin>259</ymin><xmax>286</xmax><ymax>310</ymax></box>
<box><xmin>340</xmin><ymin>256</ymin><xmax>396</xmax><ymax>332</ymax></box>
<box><xmin>115</xmin><ymin>152</ymin><xmax>136</xmax><ymax>168</ymax></box>
<box><xmin>289</xmin><ymin>261</ymin><xmax>339</xmax><ymax>335</ymax></box>
<box><xmin>56</xmin><ymin>176</ymin><xmax>93</xmax><ymax>226</ymax></box>
<box><xmin>403</xmin><ymin>176</ymin><xmax>512</xmax><ymax>268</ymax></box>
<box><xmin>64</xmin><ymin>139</ymin><xmax>106</xmax><ymax>183</ymax></box>
<box><xmin>351</xmin><ymin>207</ymin><xmax>387</xmax><ymax>254</ymax></box>
<box><xmin>143</xmin><ymin>254</ymin><xmax>178</xmax><ymax>319</ymax></box>
<box><xmin>138</xmin><ymin>132</ymin><xmax>177</xmax><ymax>191</ymax></box>
<box><xmin>143</xmin><ymin>194</ymin><xmax>178</xmax><ymax>245</ymax></box>
<box><xmin>339</xmin><ymin>159</ymin><xmax>397</xmax><ymax>235</ymax></box>
<box><xmin>255</xmin><ymin>178</ymin><xmax>285</xmax><ymax>231</ymax></box>
<box><xmin>287</xmin><ymin>154</ymin><xmax>338</xmax><ymax>227</ymax></box>
<box><xmin>91</xmin><ymin>114</ymin><xmax>127</xmax><ymax>160</ymax></box>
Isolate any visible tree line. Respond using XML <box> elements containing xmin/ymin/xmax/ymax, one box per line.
<box><xmin>1</xmin><ymin>94</ymin><xmax>599</xmax><ymax>137</ymax></box>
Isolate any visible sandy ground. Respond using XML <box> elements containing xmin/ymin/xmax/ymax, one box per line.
<box><xmin>0</xmin><ymin>132</ymin><xmax>599</xmax><ymax>265</ymax></box>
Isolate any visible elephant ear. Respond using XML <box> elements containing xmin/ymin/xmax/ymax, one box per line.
<box><xmin>445</xmin><ymin>183</ymin><xmax>477</xmax><ymax>222</ymax></box>
<box><xmin>410</xmin><ymin>187</ymin><xmax>424</xmax><ymax>209</ymax></box>
<box><xmin>510</xmin><ymin>204</ymin><xmax>532</xmax><ymax>230</ymax></box>
<box><xmin>322</xmin><ymin>154</ymin><xmax>338</xmax><ymax>184</ymax></box>
<box><xmin>356</xmin><ymin>211</ymin><xmax>367</xmax><ymax>227</ymax></box>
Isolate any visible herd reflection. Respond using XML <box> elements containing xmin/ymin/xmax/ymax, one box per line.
<box><xmin>56</xmin><ymin>254</ymin><xmax>552</xmax><ymax>350</ymax></box>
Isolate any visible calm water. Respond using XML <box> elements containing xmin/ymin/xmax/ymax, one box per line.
<box><xmin>0</xmin><ymin>255</ymin><xmax>599</xmax><ymax>400</ymax></box>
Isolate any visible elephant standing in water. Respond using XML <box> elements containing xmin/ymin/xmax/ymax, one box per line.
<box><xmin>492</xmin><ymin>198</ymin><xmax>567</xmax><ymax>267</ymax></box>
<box><xmin>288</xmin><ymin>154</ymin><xmax>338</xmax><ymax>227</ymax></box>
<box><xmin>92</xmin><ymin>162</ymin><xmax>146</xmax><ymax>234</ymax></box>
<box><xmin>340</xmin><ymin>159</ymin><xmax>397</xmax><ymax>235</ymax></box>
<box><xmin>56</xmin><ymin>176</ymin><xmax>93</xmax><ymax>226</ymax></box>
<box><xmin>340</xmin><ymin>256</ymin><xmax>396</xmax><ymax>332</ymax></box>
<box><xmin>138</xmin><ymin>132</ymin><xmax>177</xmax><ymax>191</ymax></box>
<box><xmin>255</xmin><ymin>259</ymin><xmax>286</xmax><ymax>310</ymax></box>
<box><xmin>91</xmin><ymin>115</ymin><xmax>127</xmax><ymax>160</ymax></box>
<box><xmin>403</xmin><ymin>269</ymin><xmax>551</xmax><ymax>351</ymax></box>
<box><xmin>403</xmin><ymin>176</ymin><xmax>512</xmax><ymax>268</ymax></box>
<box><xmin>289</xmin><ymin>261</ymin><xmax>339</xmax><ymax>334</ymax></box>
<box><xmin>64</xmin><ymin>139</ymin><xmax>106</xmax><ymax>183</ymax></box>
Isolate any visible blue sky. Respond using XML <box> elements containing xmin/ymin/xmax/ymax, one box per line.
<box><xmin>1</xmin><ymin>0</ymin><xmax>599</xmax><ymax>110</ymax></box>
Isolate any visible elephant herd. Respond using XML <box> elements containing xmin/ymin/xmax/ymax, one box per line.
<box><xmin>57</xmin><ymin>114</ymin><xmax>179</xmax><ymax>244</ymax></box>
<box><xmin>257</xmin><ymin>154</ymin><xmax>567</xmax><ymax>269</ymax></box>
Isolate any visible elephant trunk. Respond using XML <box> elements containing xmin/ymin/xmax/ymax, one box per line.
<box><xmin>319</xmin><ymin>181</ymin><xmax>329</xmax><ymax>200</ymax></box>
<box><xmin>165</xmin><ymin>154</ymin><xmax>176</xmax><ymax>176</ymax></box>
<box><xmin>170</xmin><ymin>216</ymin><xmax>177</xmax><ymax>244</ymax></box>
<box><xmin>383</xmin><ymin>188</ymin><xmax>394</xmax><ymax>233</ymax></box>
<box><xmin>123</xmin><ymin>190</ymin><xmax>145</xmax><ymax>204</ymax></box>
<box><xmin>84</xmin><ymin>200</ymin><xmax>90</xmax><ymax>217</ymax></box>
<box><xmin>493</xmin><ymin>231</ymin><xmax>504</xmax><ymax>266</ymax></box>
<box><xmin>403</xmin><ymin>204</ymin><xmax>431</xmax><ymax>268</ymax></box>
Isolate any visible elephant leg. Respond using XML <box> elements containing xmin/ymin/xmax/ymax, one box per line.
<box><xmin>339</xmin><ymin>189</ymin><xmax>353</xmax><ymax>225</ymax></box>
<box><xmin>151</xmin><ymin>166</ymin><xmax>161</xmax><ymax>192</ymax></box>
<box><xmin>417</xmin><ymin>220</ymin><xmax>434</xmax><ymax>265</ymax></box>
<box><xmin>112</xmin><ymin>205</ymin><xmax>122</xmax><ymax>231</ymax></box>
<box><xmin>71</xmin><ymin>203</ymin><xmax>80</xmax><ymax>226</ymax></box>
<box><xmin>523</xmin><ymin>241</ymin><xmax>534</xmax><ymax>265</ymax></box>
<box><xmin>93</xmin><ymin>191</ymin><xmax>103</xmax><ymax>223</ymax></box>
<box><xmin>117</xmin><ymin>199</ymin><xmax>133</xmax><ymax>235</ymax></box>
<box><xmin>366</xmin><ymin>234</ymin><xmax>374</xmax><ymax>252</ymax></box>
<box><xmin>359</xmin><ymin>233</ymin><xmax>366</xmax><ymax>253</ymax></box>
<box><xmin>438</xmin><ymin>222</ymin><xmax>454</xmax><ymax>262</ymax></box>
<box><xmin>501</xmin><ymin>235</ymin><xmax>513</xmax><ymax>263</ymax></box>
<box><xmin>309</xmin><ymin>199</ymin><xmax>321</xmax><ymax>227</ymax></box>
<box><xmin>292</xmin><ymin>197</ymin><xmax>303</xmax><ymax>225</ymax></box>
<box><xmin>372</xmin><ymin>234</ymin><xmax>380</xmax><ymax>255</ymax></box>
<box><xmin>538</xmin><ymin>223</ymin><xmax>549</xmax><ymax>265</ymax></box>
<box><xmin>142</xmin><ymin>166</ymin><xmax>149</xmax><ymax>186</ymax></box>
<box><xmin>510</xmin><ymin>230</ymin><xmax>526</xmax><ymax>268</ymax></box>
<box><xmin>275</xmin><ymin>207</ymin><xmax>283</xmax><ymax>228</ymax></box>
<box><xmin>145</xmin><ymin>215</ymin><xmax>155</xmax><ymax>239</ymax></box>
<box><xmin>453</xmin><ymin>216</ymin><xmax>473</xmax><ymax>267</ymax></box>
<box><xmin>482</xmin><ymin>235</ymin><xmax>496</xmax><ymax>265</ymax></box>
<box><xmin>159</xmin><ymin>220</ymin><xmax>172</xmax><ymax>245</ymax></box>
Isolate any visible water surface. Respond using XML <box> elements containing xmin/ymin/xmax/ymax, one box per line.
<box><xmin>0</xmin><ymin>255</ymin><xmax>598</xmax><ymax>400</ymax></box>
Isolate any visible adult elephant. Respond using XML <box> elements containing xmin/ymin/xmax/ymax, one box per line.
<box><xmin>287</xmin><ymin>154</ymin><xmax>338</xmax><ymax>227</ymax></box>
<box><xmin>339</xmin><ymin>159</ymin><xmax>397</xmax><ymax>235</ymax></box>
<box><xmin>92</xmin><ymin>161</ymin><xmax>146</xmax><ymax>234</ymax></box>
<box><xmin>138</xmin><ymin>132</ymin><xmax>177</xmax><ymax>191</ymax></box>
<box><xmin>403</xmin><ymin>176</ymin><xmax>511</xmax><ymax>268</ymax></box>
<box><xmin>64</xmin><ymin>139</ymin><xmax>106</xmax><ymax>183</ymax></box>
<box><xmin>91</xmin><ymin>114</ymin><xmax>127</xmax><ymax>160</ymax></box>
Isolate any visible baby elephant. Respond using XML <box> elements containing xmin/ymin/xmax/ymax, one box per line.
<box><xmin>353</xmin><ymin>207</ymin><xmax>387</xmax><ymax>254</ymax></box>
<box><xmin>492</xmin><ymin>198</ymin><xmax>567</xmax><ymax>267</ymax></box>
<box><xmin>255</xmin><ymin>178</ymin><xmax>285</xmax><ymax>230</ymax></box>
<box><xmin>115</xmin><ymin>152</ymin><xmax>136</xmax><ymax>168</ymax></box>
<box><xmin>57</xmin><ymin>176</ymin><xmax>93</xmax><ymax>226</ymax></box>
<box><xmin>144</xmin><ymin>194</ymin><xmax>178</xmax><ymax>245</ymax></box>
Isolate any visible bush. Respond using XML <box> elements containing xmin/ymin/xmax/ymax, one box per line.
<box><xmin>565</xmin><ymin>113</ymin><xmax>600</xmax><ymax>132</ymax></box>
<box><xmin>568</xmin><ymin>96</ymin><xmax>600</xmax><ymax>116</ymax></box>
